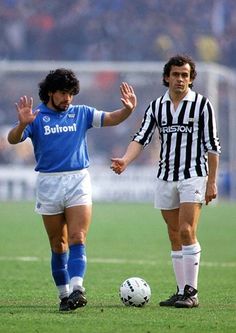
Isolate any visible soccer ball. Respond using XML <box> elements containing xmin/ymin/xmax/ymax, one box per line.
<box><xmin>119</xmin><ymin>277</ymin><xmax>151</xmax><ymax>307</ymax></box>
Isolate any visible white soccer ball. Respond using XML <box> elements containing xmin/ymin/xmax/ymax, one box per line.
<box><xmin>119</xmin><ymin>277</ymin><xmax>151</xmax><ymax>307</ymax></box>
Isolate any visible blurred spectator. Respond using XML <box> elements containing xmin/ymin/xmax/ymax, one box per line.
<box><xmin>0</xmin><ymin>126</ymin><xmax>34</xmax><ymax>165</ymax></box>
<box><xmin>1</xmin><ymin>0</ymin><xmax>236</xmax><ymax>170</ymax></box>
<box><xmin>196</xmin><ymin>35</ymin><xmax>220</xmax><ymax>62</ymax></box>
<box><xmin>0</xmin><ymin>0</ymin><xmax>236</xmax><ymax>66</ymax></box>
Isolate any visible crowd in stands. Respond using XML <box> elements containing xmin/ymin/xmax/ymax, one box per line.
<box><xmin>0</xmin><ymin>0</ymin><xmax>236</xmax><ymax>66</ymax></box>
<box><xmin>0</xmin><ymin>0</ymin><xmax>235</xmax><ymax>170</ymax></box>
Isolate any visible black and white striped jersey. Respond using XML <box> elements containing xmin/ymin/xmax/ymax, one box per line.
<box><xmin>133</xmin><ymin>89</ymin><xmax>221</xmax><ymax>181</ymax></box>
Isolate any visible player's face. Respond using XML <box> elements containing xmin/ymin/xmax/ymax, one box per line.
<box><xmin>165</xmin><ymin>64</ymin><xmax>192</xmax><ymax>95</ymax></box>
<box><xmin>48</xmin><ymin>90</ymin><xmax>74</xmax><ymax>111</ymax></box>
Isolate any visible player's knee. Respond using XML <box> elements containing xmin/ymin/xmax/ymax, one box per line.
<box><xmin>167</xmin><ymin>225</ymin><xmax>180</xmax><ymax>244</ymax></box>
<box><xmin>179</xmin><ymin>224</ymin><xmax>194</xmax><ymax>243</ymax></box>
<box><xmin>68</xmin><ymin>230</ymin><xmax>87</xmax><ymax>245</ymax></box>
<box><xmin>48</xmin><ymin>235</ymin><xmax>68</xmax><ymax>253</ymax></box>
<box><xmin>51</xmin><ymin>241</ymin><xmax>68</xmax><ymax>253</ymax></box>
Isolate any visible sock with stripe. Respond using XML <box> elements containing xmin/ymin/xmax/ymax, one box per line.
<box><xmin>171</xmin><ymin>250</ymin><xmax>185</xmax><ymax>295</ymax></box>
<box><xmin>182</xmin><ymin>242</ymin><xmax>201</xmax><ymax>292</ymax></box>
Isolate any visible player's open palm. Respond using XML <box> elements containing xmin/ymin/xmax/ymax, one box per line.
<box><xmin>15</xmin><ymin>96</ymin><xmax>39</xmax><ymax>125</ymax></box>
<box><xmin>120</xmin><ymin>82</ymin><xmax>137</xmax><ymax>111</ymax></box>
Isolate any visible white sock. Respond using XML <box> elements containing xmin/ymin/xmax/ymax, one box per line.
<box><xmin>182</xmin><ymin>242</ymin><xmax>201</xmax><ymax>291</ymax></box>
<box><xmin>171</xmin><ymin>250</ymin><xmax>185</xmax><ymax>295</ymax></box>
<box><xmin>69</xmin><ymin>276</ymin><xmax>84</xmax><ymax>294</ymax></box>
<box><xmin>57</xmin><ymin>284</ymin><xmax>70</xmax><ymax>300</ymax></box>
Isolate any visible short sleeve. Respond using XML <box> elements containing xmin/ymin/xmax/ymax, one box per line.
<box><xmin>92</xmin><ymin>110</ymin><xmax>105</xmax><ymax>128</ymax></box>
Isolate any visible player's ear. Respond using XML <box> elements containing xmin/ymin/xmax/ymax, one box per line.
<box><xmin>164</xmin><ymin>75</ymin><xmax>169</xmax><ymax>84</ymax></box>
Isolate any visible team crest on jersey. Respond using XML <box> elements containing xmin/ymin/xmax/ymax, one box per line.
<box><xmin>188</xmin><ymin>118</ymin><xmax>195</xmax><ymax>122</ymax></box>
<box><xmin>43</xmin><ymin>116</ymin><xmax>50</xmax><ymax>122</ymax></box>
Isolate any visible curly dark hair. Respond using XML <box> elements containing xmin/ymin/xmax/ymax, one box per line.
<box><xmin>38</xmin><ymin>68</ymin><xmax>80</xmax><ymax>103</ymax></box>
<box><xmin>162</xmin><ymin>54</ymin><xmax>197</xmax><ymax>88</ymax></box>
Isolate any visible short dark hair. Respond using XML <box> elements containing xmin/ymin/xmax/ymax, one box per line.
<box><xmin>38</xmin><ymin>68</ymin><xmax>80</xmax><ymax>103</ymax></box>
<box><xmin>162</xmin><ymin>54</ymin><xmax>197</xmax><ymax>88</ymax></box>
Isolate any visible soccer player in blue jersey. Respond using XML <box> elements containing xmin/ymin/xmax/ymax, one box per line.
<box><xmin>111</xmin><ymin>55</ymin><xmax>221</xmax><ymax>308</ymax></box>
<box><xmin>7</xmin><ymin>68</ymin><xmax>137</xmax><ymax>311</ymax></box>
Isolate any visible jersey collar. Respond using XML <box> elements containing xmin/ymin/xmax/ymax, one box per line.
<box><xmin>162</xmin><ymin>89</ymin><xmax>196</xmax><ymax>103</ymax></box>
<box><xmin>38</xmin><ymin>103</ymin><xmax>72</xmax><ymax>114</ymax></box>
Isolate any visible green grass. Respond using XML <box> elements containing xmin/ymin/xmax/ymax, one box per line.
<box><xmin>0</xmin><ymin>201</ymin><xmax>236</xmax><ymax>333</ymax></box>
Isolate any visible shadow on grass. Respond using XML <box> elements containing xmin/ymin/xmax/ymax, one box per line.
<box><xmin>0</xmin><ymin>303</ymin><xmax>126</xmax><ymax>315</ymax></box>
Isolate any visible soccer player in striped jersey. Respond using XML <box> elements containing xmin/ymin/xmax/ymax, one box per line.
<box><xmin>7</xmin><ymin>68</ymin><xmax>137</xmax><ymax>311</ymax></box>
<box><xmin>111</xmin><ymin>55</ymin><xmax>221</xmax><ymax>308</ymax></box>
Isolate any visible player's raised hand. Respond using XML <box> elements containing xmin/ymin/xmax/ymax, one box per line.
<box><xmin>120</xmin><ymin>82</ymin><xmax>137</xmax><ymax>111</ymax></box>
<box><xmin>15</xmin><ymin>96</ymin><xmax>39</xmax><ymax>125</ymax></box>
<box><xmin>110</xmin><ymin>157</ymin><xmax>127</xmax><ymax>174</ymax></box>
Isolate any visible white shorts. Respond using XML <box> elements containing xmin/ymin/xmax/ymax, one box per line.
<box><xmin>154</xmin><ymin>177</ymin><xmax>207</xmax><ymax>210</ymax></box>
<box><xmin>35</xmin><ymin>169</ymin><xmax>92</xmax><ymax>215</ymax></box>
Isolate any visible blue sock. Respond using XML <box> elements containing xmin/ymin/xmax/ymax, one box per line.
<box><xmin>68</xmin><ymin>244</ymin><xmax>87</xmax><ymax>279</ymax></box>
<box><xmin>51</xmin><ymin>251</ymin><xmax>69</xmax><ymax>286</ymax></box>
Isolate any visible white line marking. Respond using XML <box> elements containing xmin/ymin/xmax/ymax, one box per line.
<box><xmin>0</xmin><ymin>256</ymin><xmax>235</xmax><ymax>267</ymax></box>
<box><xmin>0</xmin><ymin>256</ymin><xmax>40</xmax><ymax>261</ymax></box>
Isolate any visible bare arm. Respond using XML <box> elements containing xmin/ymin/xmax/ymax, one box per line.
<box><xmin>8</xmin><ymin>123</ymin><xmax>28</xmax><ymax>144</ymax></box>
<box><xmin>205</xmin><ymin>152</ymin><xmax>219</xmax><ymax>205</ymax></box>
<box><xmin>110</xmin><ymin>141</ymin><xmax>143</xmax><ymax>174</ymax></box>
<box><xmin>8</xmin><ymin>96</ymin><xmax>39</xmax><ymax>144</ymax></box>
<box><xmin>103</xmin><ymin>82</ymin><xmax>137</xmax><ymax>126</ymax></box>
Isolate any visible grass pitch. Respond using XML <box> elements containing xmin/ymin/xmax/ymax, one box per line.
<box><xmin>0</xmin><ymin>201</ymin><xmax>235</xmax><ymax>333</ymax></box>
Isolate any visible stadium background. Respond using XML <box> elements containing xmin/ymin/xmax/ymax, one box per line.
<box><xmin>0</xmin><ymin>0</ymin><xmax>236</xmax><ymax>202</ymax></box>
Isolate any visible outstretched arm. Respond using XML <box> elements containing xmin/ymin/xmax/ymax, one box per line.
<box><xmin>103</xmin><ymin>82</ymin><xmax>137</xmax><ymax>126</ymax></box>
<box><xmin>110</xmin><ymin>141</ymin><xmax>143</xmax><ymax>174</ymax></box>
<box><xmin>8</xmin><ymin>96</ymin><xmax>39</xmax><ymax>144</ymax></box>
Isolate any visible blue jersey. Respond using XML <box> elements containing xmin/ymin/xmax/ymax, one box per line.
<box><xmin>21</xmin><ymin>103</ymin><xmax>105</xmax><ymax>172</ymax></box>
